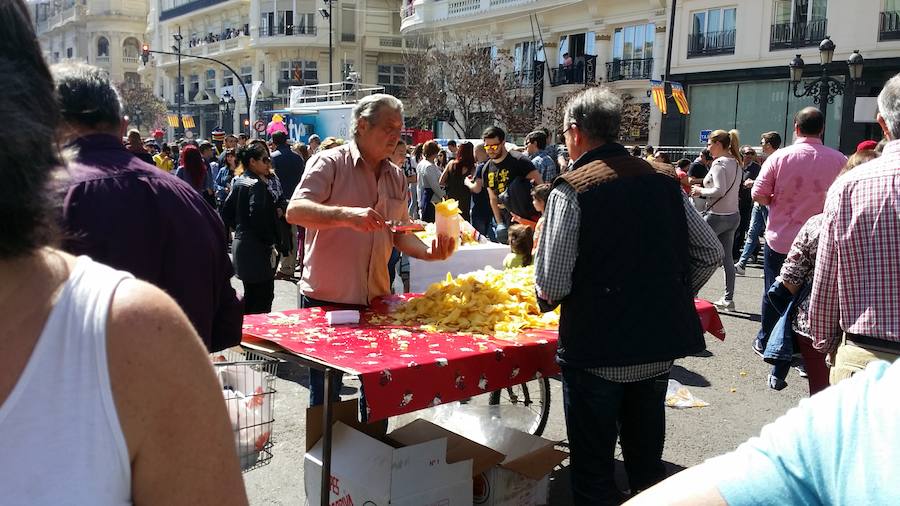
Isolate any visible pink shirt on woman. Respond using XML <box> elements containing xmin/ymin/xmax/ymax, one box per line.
<box><xmin>751</xmin><ymin>137</ymin><xmax>847</xmax><ymax>254</ymax></box>
<box><xmin>292</xmin><ymin>142</ymin><xmax>409</xmax><ymax>305</ymax></box>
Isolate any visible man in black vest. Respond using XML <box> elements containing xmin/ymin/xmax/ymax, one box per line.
<box><xmin>535</xmin><ymin>87</ymin><xmax>722</xmax><ymax>504</ymax></box>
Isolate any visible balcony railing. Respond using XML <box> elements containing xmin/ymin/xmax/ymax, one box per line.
<box><xmin>770</xmin><ymin>19</ymin><xmax>827</xmax><ymax>50</ymax></box>
<box><xmin>687</xmin><ymin>29</ymin><xmax>736</xmax><ymax>57</ymax></box>
<box><xmin>606</xmin><ymin>58</ymin><xmax>653</xmax><ymax>82</ymax></box>
<box><xmin>95</xmin><ymin>55</ymin><xmax>110</xmax><ymax>64</ymax></box>
<box><xmin>379</xmin><ymin>36</ymin><xmax>403</xmax><ymax>48</ymax></box>
<box><xmin>402</xmin><ymin>0</ymin><xmax>416</xmax><ymax>18</ymax></box>
<box><xmin>123</xmin><ymin>56</ymin><xmax>140</xmax><ymax>64</ymax></box>
<box><xmin>550</xmin><ymin>56</ymin><xmax>598</xmax><ymax>86</ymax></box>
<box><xmin>880</xmin><ymin>11</ymin><xmax>900</xmax><ymax>40</ymax></box>
<box><xmin>257</xmin><ymin>25</ymin><xmax>317</xmax><ymax>38</ymax></box>
<box><xmin>341</xmin><ymin>32</ymin><xmax>356</xmax><ymax>42</ymax></box>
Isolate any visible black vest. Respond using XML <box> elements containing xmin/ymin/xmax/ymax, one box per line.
<box><xmin>555</xmin><ymin>145</ymin><xmax>705</xmax><ymax>367</ymax></box>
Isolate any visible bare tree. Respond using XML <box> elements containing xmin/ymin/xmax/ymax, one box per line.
<box><xmin>116</xmin><ymin>81</ymin><xmax>168</xmax><ymax>130</ymax></box>
<box><xmin>404</xmin><ymin>44</ymin><xmax>513</xmax><ymax>138</ymax></box>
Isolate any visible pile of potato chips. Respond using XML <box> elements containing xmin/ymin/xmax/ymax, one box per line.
<box><xmin>381</xmin><ymin>266</ymin><xmax>559</xmax><ymax>337</ymax></box>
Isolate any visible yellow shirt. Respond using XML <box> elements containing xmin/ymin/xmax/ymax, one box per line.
<box><xmin>153</xmin><ymin>154</ymin><xmax>174</xmax><ymax>173</ymax></box>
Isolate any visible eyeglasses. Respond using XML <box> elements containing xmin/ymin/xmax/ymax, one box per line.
<box><xmin>260</xmin><ymin>157</ymin><xmax>271</xmax><ymax>163</ymax></box>
<box><xmin>563</xmin><ymin>123</ymin><xmax>577</xmax><ymax>135</ymax></box>
<box><xmin>484</xmin><ymin>143</ymin><xmax>502</xmax><ymax>151</ymax></box>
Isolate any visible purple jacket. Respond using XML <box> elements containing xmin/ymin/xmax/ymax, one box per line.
<box><xmin>60</xmin><ymin>134</ymin><xmax>243</xmax><ymax>351</ymax></box>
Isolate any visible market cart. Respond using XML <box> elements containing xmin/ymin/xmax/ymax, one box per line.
<box><xmin>240</xmin><ymin>295</ymin><xmax>725</xmax><ymax>506</ymax></box>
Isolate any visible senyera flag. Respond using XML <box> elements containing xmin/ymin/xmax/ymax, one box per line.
<box><xmin>671</xmin><ymin>82</ymin><xmax>691</xmax><ymax>115</ymax></box>
<box><xmin>650</xmin><ymin>80</ymin><xmax>667</xmax><ymax>115</ymax></box>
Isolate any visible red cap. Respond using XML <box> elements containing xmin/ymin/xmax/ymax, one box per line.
<box><xmin>857</xmin><ymin>140</ymin><xmax>878</xmax><ymax>152</ymax></box>
<box><xmin>152</xmin><ymin>129</ymin><xmax>165</xmax><ymax>139</ymax></box>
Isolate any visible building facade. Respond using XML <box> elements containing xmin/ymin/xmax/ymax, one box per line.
<box><xmin>661</xmin><ymin>0</ymin><xmax>900</xmax><ymax>153</ymax></box>
<box><xmin>145</xmin><ymin>0</ymin><xmax>412</xmax><ymax>138</ymax></box>
<box><xmin>33</xmin><ymin>0</ymin><xmax>148</xmax><ymax>87</ymax></box>
<box><xmin>401</xmin><ymin>0</ymin><xmax>672</xmax><ymax>144</ymax></box>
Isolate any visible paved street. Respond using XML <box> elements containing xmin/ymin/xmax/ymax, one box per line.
<box><xmin>239</xmin><ymin>261</ymin><xmax>808</xmax><ymax>505</ymax></box>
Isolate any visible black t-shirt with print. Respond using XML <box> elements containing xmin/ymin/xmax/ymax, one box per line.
<box><xmin>485</xmin><ymin>153</ymin><xmax>536</xmax><ymax>196</ymax></box>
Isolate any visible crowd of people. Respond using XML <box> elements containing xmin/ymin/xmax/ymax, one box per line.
<box><xmin>187</xmin><ymin>25</ymin><xmax>249</xmax><ymax>48</ymax></box>
<box><xmin>5</xmin><ymin>0</ymin><xmax>900</xmax><ymax>503</ymax></box>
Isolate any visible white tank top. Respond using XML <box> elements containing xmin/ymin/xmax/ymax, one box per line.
<box><xmin>0</xmin><ymin>256</ymin><xmax>133</xmax><ymax>505</ymax></box>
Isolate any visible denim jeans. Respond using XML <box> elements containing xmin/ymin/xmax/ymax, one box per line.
<box><xmin>737</xmin><ymin>204</ymin><xmax>768</xmax><ymax>266</ymax></box>
<box><xmin>704</xmin><ymin>212</ymin><xmax>740</xmax><ymax>301</ymax></box>
<box><xmin>755</xmin><ymin>244</ymin><xmax>788</xmax><ymax>348</ymax></box>
<box><xmin>470</xmin><ymin>214</ymin><xmax>496</xmax><ymax>242</ymax></box>
<box><xmin>387</xmin><ymin>248</ymin><xmax>401</xmax><ymax>292</ymax></box>
<box><xmin>298</xmin><ymin>294</ymin><xmax>364</xmax><ymax>406</ymax></box>
<box><xmin>562</xmin><ymin>367</ymin><xmax>669</xmax><ymax>505</ymax></box>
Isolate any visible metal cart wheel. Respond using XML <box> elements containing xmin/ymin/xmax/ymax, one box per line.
<box><xmin>487</xmin><ymin>377</ymin><xmax>551</xmax><ymax>436</ymax></box>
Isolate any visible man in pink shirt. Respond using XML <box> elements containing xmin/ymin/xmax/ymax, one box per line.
<box><xmin>286</xmin><ymin>94</ymin><xmax>454</xmax><ymax>405</ymax></box>
<box><xmin>750</xmin><ymin>107</ymin><xmax>847</xmax><ymax>354</ymax></box>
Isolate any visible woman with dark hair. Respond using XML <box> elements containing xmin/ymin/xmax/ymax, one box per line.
<box><xmin>175</xmin><ymin>144</ymin><xmax>216</xmax><ymax>207</ymax></box>
<box><xmin>215</xmin><ymin>148</ymin><xmax>238</xmax><ymax>208</ymax></box>
<box><xmin>220</xmin><ymin>143</ymin><xmax>279</xmax><ymax>313</ymax></box>
<box><xmin>436</xmin><ymin>150</ymin><xmax>448</xmax><ymax>169</ymax></box>
<box><xmin>439</xmin><ymin>141</ymin><xmax>474</xmax><ymax>222</ymax></box>
<box><xmin>0</xmin><ymin>0</ymin><xmax>247</xmax><ymax>503</ymax></box>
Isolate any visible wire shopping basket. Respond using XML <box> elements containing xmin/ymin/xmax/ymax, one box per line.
<box><xmin>212</xmin><ymin>348</ymin><xmax>278</xmax><ymax>473</ymax></box>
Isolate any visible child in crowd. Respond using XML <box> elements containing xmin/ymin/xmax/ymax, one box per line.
<box><xmin>675</xmin><ymin>158</ymin><xmax>692</xmax><ymax>194</ymax></box>
<box><xmin>530</xmin><ymin>183</ymin><xmax>552</xmax><ymax>255</ymax></box>
<box><xmin>504</xmin><ymin>224</ymin><xmax>534</xmax><ymax>268</ymax></box>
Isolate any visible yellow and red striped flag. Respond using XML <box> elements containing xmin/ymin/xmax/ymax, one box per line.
<box><xmin>671</xmin><ymin>82</ymin><xmax>691</xmax><ymax>115</ymax></box>
<box><xmin>650</xmin><ymin>80</ymin><xmax>667</xmax><ymax>115</ymax></box>
<box><xmin>167</xmin><ymin>114</ymin><xmax>179</xmax><ymax>128</ymax></box>
<box><xmin>182</xmin><ymin>115</ymin><xmax>195</xmax><ymax>129</ymax></box>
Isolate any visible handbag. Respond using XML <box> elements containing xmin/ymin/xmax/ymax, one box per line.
<box><xmin>702</xmin><ymin>162</ymin><xmax>739</xmax><ymax>217</ymax></box>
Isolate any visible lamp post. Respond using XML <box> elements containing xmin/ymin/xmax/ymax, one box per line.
<box><xmin>789</xmin><ymin>36</ymin><xmax>865</xmax><ymax>134</ymax></box>
<box><xmin>319</xmin><ymin>0</ymin><xmax>334</xmax><ymax>85</ymax></box>
<box><xmin>219</xmin><ymin>90</ymin><xmax>235</xmax><ymax>132</ymax></box>
<box><xmin>133</xmin><ymin>106</ymin><xmax>143</xmax><ymax>130</ymax></box>
<box><xmin>173</xmin><ymin>28</ymin><xmax>183</xmax><ymax>139</ymax></box>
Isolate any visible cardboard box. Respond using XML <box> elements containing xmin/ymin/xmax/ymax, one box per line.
<box><xmin>304</xmin><ymin>401</ymin><xmax>505</xmax><ymax>506</ymax></box>
<box><xmin>403</xmin><ymin>406</ymin><xmax>567</xmax><ymax>506</ymax></box>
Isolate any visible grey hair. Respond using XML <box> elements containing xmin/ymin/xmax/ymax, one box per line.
<box><xmin>563</xmin><ymin>87</ymin><xmax>623</xmax><ymax>143</ymax></box>
<box><xmin>351</xmin><ymin>94</ymin><xmax>404</xmax><ymax>139</ymax></box>
<box><xmin>878</xmin><ymin>73</ymin><xmax>900</xmax><ymax>139</ymax></box>
<box><xmin>51</xmin><ymin>62</ymin><xmax>123</xmax><ymax>131</ymax></box>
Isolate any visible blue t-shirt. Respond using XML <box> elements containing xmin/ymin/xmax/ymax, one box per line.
<box><xmin>711</xmin><ymin>360</ymin><xmax>900</xmax><ymax>505</ymax></box>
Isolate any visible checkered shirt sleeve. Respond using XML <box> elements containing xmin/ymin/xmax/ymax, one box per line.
<box><xmin>534</xmin><ymin>182</ymin><xmax>580</xmax><ymax>306</ymax></box>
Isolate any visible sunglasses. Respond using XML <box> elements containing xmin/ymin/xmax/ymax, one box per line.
<box><xmin>484</xmin><ymin>144</ymin><xmax>502</xmax><ymax>151</ymax></box>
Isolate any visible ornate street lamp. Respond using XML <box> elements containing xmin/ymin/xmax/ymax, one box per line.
<box><xmin>789</xmin><ymin>37</ymin><xmax>864</xmax><ymax>133</ymax></box>
<box><xmin>133</xmin><ymin>106</ymin><xmax>143</xmax><ymax>130</ymax></box>
<box><xmin>219</xmin><ymin>90</ymin><xmax>235</xmax><ymax>132</ymax></box>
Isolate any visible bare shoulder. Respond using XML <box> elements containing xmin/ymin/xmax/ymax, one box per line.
<box><xmin>107</xmin><ymin>279</ymin><xmax>206</xmax><ymax>356</ymax></box>
<box><xmin>106</xmin><ymin>279</ymin><xmax>248</xmax><ymax>504</ymax></box>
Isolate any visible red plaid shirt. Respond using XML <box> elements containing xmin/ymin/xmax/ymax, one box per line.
<box><xmin>810</xmin><ymin>141</ymin><xmax>900</xmax><ymax>352</ymax></box>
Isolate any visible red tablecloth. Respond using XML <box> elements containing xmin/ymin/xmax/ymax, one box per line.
<box><xmin>242</xmin><ymin>297</ymin><xmax>724</xmax><ymax>421</ymax></box>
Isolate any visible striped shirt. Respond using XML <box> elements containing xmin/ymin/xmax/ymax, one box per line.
<box><xmin>535</xmin><ymin>182</ymin><xmax>722</xmax><ymax>382</ymax></box>
<box><xmin>809</xmin><ymin>140</ymin><xmax>900</xmax><ymax>353</ymax></box>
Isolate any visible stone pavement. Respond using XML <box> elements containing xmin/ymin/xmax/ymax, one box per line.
<box><xmin>239</xmin><ymin>262</ymin><xmax>808</xmax><ymax>504</ymax></box>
